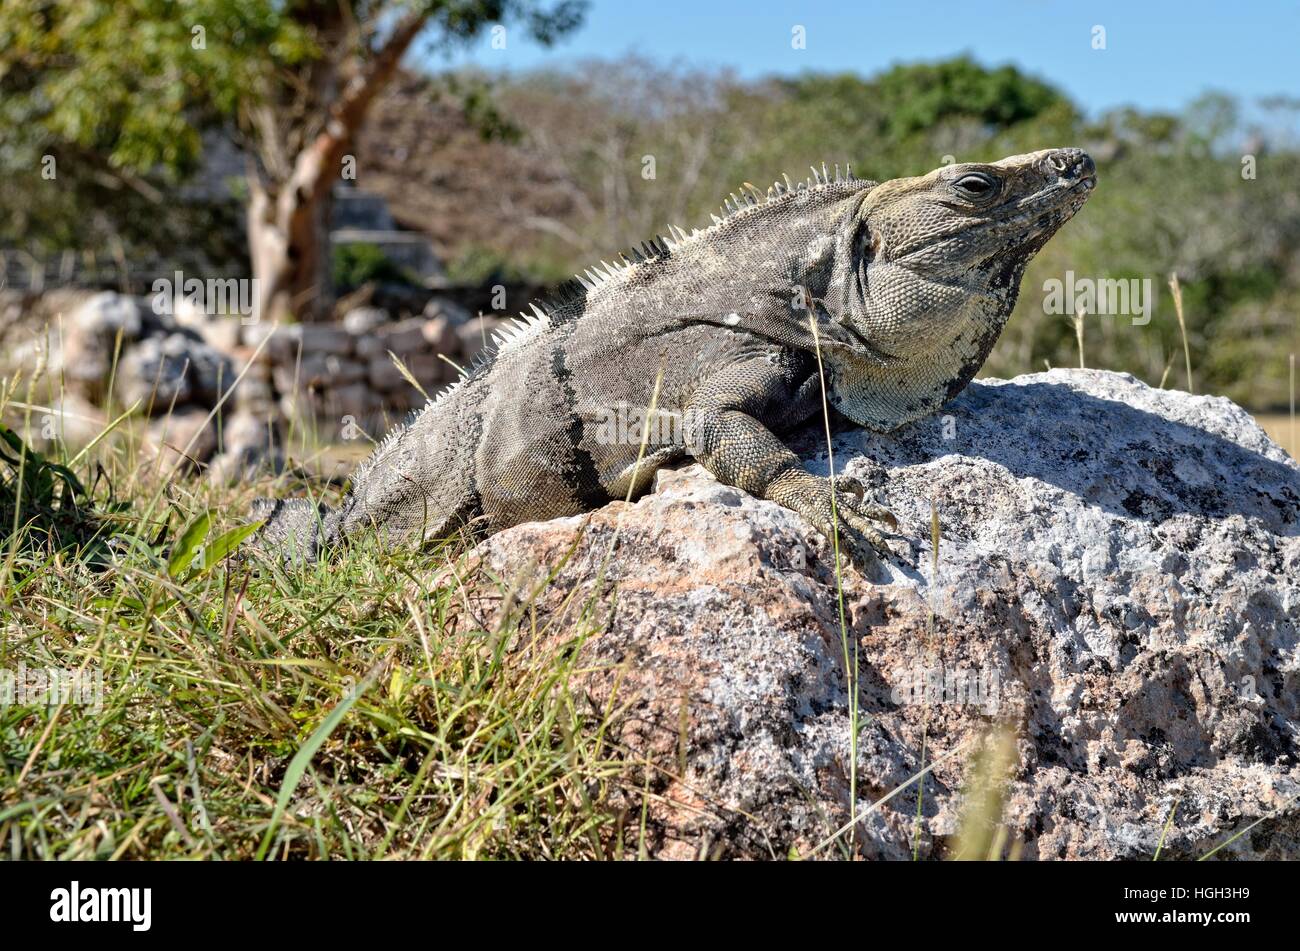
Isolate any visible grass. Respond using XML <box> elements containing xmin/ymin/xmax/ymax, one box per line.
<box><xmin>0</xmin><ymin>385</ymin><xmax>642</xmax><ymax>859</ymax></box>
<box><xmin>1168</xmin><ymin>272</ymin><xmax>1194</xmax><ymax>396</ymax></box>
<box><xmin>804</xmin><ymin>304</ymin><xmax>861</xmax><ymax>855</ymax></box>
<box><xmin>1</xmin><ymin>507</ymin><xmax>632</xmax><ymax>858</ymax></box>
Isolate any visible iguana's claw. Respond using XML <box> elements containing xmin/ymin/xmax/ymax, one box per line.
<box><xmin>832</xmin><ymin>494</ymin><xmax>894</xmax><ymax>563</ymax></box>
<box><xmin>826</xmin><ymin>480</ymin><xmax>900</xmax><ymax>569</ymax></box>
<box><xmin>833</xmin><ymin>476</ymin><xmax>898</xmax><ymax>530</ymax></box>
<box><xmin>767</xmin><ymin>471</ymin><xmax>901</xmax><ymax>570</ymax></box>
<box><xmin>835</xmin><ymin>474</ymin><xmax>867</xmax><ymax>501</ymax></box>
<box><xmin>832</xmin><ymin>475</ymin><xmax>894</xmax><ymax>527</ymax></box>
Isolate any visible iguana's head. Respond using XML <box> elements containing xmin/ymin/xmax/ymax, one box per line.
<box><xmin>830</xmin><ymin>148</ymin><xmax>1096</xmax><ymax>359</ymax></box>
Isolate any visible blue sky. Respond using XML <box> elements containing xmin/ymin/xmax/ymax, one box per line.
<box><xmin>425</xmin><ymin>0</ymin><xmax>1300</xmax><ymax>117</ymax></box>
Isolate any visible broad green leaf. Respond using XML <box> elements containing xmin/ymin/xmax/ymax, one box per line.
<box><xmin>195</xmin><ymin>520</ymin><xmax>264</xmax><ymax>573</ymax></box>
<box><xmin>167</xmin><ymin>512</ymin><xmax>211</xmax><ymax>579</ymax></box>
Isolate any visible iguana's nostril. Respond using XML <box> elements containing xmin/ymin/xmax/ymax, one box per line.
<box><xmin>1048</xmin><ymin>149</ymin><xmax>1095</xmax><ymax>180</ymax></box>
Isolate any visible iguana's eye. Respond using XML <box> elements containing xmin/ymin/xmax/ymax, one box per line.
<box><xmin>954</xmin><ymin>173</ymin><xmax>997</xmax><ymax>197</ymax></box>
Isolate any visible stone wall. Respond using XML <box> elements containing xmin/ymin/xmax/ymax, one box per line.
<box><xmin>230</xmin><ymin>297</ymin><xmax>500</xmax><ymax>441</ymax></box>
<box><xmin>0</xmin><ymin>289</ymin><xmax>506</xmax><ymax>471</ymax></box>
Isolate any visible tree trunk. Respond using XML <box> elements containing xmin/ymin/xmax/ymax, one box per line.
<box><xmin>247</xmin><ymin>161</ymin><xmax>336</xmax><ymax>324</ymax></box>
<box><xmin>213</xmin><ymin>11</ymin><xmax>447</xmax><ymax>474</ymax></box>
<box><xmin>245</xmin><ymin>11</ymin><xmax>429</xmax><ymax>325</ymax></box>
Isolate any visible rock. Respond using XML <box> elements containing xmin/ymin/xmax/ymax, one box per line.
<box><xmin>266</xmin><ymin>323</ymin><xmax>353</xmax><ymax>363</ymax></box>
<box><xmin>116</xmin><ymin>331</ymin><xmax>233</xmax><ymax>411</ymax></box>
<box><xmin>455</xmin><ymin>315</ymin><xmax>502</xmax><ymax>363</ymax></box>
<box><xmin>276</xmin><ymin>391</ymin><xmax>312</xmax><ymax>421</ymax></box>
<box><xmin>342</xmin><ymin>306</ymin><xmax>390</xmax><ymax>335</ymax></box>
<box><xmin>271</xmin><ymin>353</ymin><xmax>366</xmax><ymax>390</ymax></box>
<box><xmin>232</xmin><ymin>348</ymin><xmax>272</xmax><ymax>381</ymax></box>
<box><xmin>195</xmin><ymin>315</ymin><xmax>243</xmax><ymax>354</ymax></box>
<box><xmin>207</xmin><ymin>408</ymin><xmax>284</xmax><ymax>482</ymax></box>
<box><xmin>231</xmin><ymin>375</ymin><xmax>277</xmax><ymax>414</ymax></box>
<box><xmin>365</xmin><ymin>352</ymin><xmax>443</xmax><ymax>392</ymax></box>
<box><xmin>61</xmin><ymin>292</ymin><xmax>145</xmax><ymax>400</ymax></box>
<box><xmin>451</xmin><ymin>370</ymin><xmax>1300</xmax><ymax>860</ymax></box>
<box><xmin>24</xmin><ymin>393</ymin><xmax>105</xmax><ymax>451</ymax></box>
<box><xmin>31</xmin><ymin>289</ymin><xmax>100</xmax><ymax>326</ymax></box>
<box><xmin>167</xmin><ymin>292</ymin><xmax>210</xmax><ymax>329</ymax></box>
<box><xmin>240</xmin><ymin>321</ymin><xmax>277</xmax><ymax>351</ymax></box>
<box><xmin>0</xmin><ymin>289</ymin><xmax>29</xmax><ymax>342</ymax></box>
<box><xmin>422</xmin><ymin>295</ymin><xmax>472</xmax><ymax>326</ymax></box>
<box><xmin>146</xmin><ymin>407</ymin><xmax>218</xmax><ymax>471</ymax></box>
<box><xmin>354</xmin><ymin>317</ymin><xmax>429</xmax><ymax>359</ymax></box>
<box><xmin>384</xmin><ymin>386</ymin><xmax>427</xmax><ymax>415</ymax></box>
<box><xmin>364</xmin><ymin>355</ymin><xmax>405</xmax><ymax>392</ymax></box>
<box><xmin>324</xmin><ymin>381</ymin><xmax>382</xmax><ymax>422</ymax></box>
<box><xmin>420</xmin><ymin>315</ymin><xmax>455</xmax><ymax>352</ymax></box>
<box><xmin>71</xmin><ymin>291</ymin><xmax>143</xmax><ymax>341</ymax></box>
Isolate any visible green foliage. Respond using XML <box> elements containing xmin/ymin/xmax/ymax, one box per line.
<box><xmin>444</xmin><ymin>244</ymin><xmax>567</xmax><ymax>285</ymax></box>
<box><xmin>0</xmin><ymin>422</ymin><xmax>121</xmax><ymax>574</ymax></box>
<box><xmin>332</xmin><ymin>242</ymin><xmax>421</xmax><ymax>293</ymax></box>
<box><xmin>436</xmin><ymin>72</ymin><xmax>524</xmax><ymax>143</ymax></box>
<box><xmin>0</xmin><ymin>1</ymin><xmax>587</xmax><ymax>270</ymax></box>
<box><xmin>749</xmin><ymin>57</ymin><xmax>1077</xmax><ymax>182</ymax></box>
<box><xmin>0</xmin><ymin>450</ymin><xmax>629</xmax><ymax>859</ymax></box>
<box><xmin>788</xmin><ymin>57</ymin><xmax>1066</xmax><ymax>144</ymax></box>
<box><xmin>1</xmin><ymin>423</ymin><xmax>83</xmax><ymax>540</ymax></box>
<box><xmin>0</xmin><ymin>0</ymin><xmax>300</xmax><ymax>264</ymax></box>
<box><xmin>0</xmin><ymin>0</ymin><xmax>307</xmax><ymax>176</ymax></box>
<box><xmin>0</xmin><ymin>0</ymin><xmax>584</xmax><ymax>180</ymax></box>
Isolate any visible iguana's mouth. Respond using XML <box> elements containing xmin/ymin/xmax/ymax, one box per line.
<box><xmin>985</xmin><ymin>176</ymin><xmax>1095</xmax><ymax>234</ymax></box>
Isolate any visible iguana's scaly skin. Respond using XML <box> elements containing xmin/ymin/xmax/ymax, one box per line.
<box><xmin>253</xmin><ymin>149</ymin><xmax>1096</xmax><ymax>567</ymax></box>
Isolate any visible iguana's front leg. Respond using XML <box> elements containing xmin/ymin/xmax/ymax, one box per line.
<box><xmin>685</xmin><ymin>356</ymin><xmax>897</xmax><ymax>568</ymax></box>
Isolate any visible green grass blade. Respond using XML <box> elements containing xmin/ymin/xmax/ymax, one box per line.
<box><xmin>256</xmin><ymin>678</ymin><xmax>371</xmax><ymax>860</ymax></box>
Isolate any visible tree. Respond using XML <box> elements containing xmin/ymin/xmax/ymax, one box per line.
<box><xmin>763</xmin><ymin>57</ymin><xmax>1074</xmax><ymax>181</ymax></box>
<box><xmin>0</xmin><ymin>0</ymin><xmax>585</xmax><ymax>320</ymax></box>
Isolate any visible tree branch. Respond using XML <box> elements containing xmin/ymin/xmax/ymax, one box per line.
<box><xmin>332</xmin><ymin>11</ymin><xmax>430</xmax><ymax>138</ymax></box>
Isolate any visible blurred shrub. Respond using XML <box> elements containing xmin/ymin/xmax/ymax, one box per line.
<box><xmin>332</xmin><ymin>243</ymin><xmax>420</xmax><ymax>294</ymax></box>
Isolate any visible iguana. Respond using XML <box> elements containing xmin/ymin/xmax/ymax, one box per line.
<box><xmin>252</xmin><ymin>148</ymin><xmax>1096</xmax><ymax>567</ymax></box>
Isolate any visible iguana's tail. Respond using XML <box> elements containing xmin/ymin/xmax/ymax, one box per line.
<box><xmin>247</xmin><ymin>497</ymin><xmax>340</xmax><ymax>563</ymax></box>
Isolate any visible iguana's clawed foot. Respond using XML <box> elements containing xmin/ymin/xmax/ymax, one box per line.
<box><xmin>769</xmin><ymin>471</ymin><xmax>900</xmax><ymax>570</ymax></box>
<box><xmin>833</xmin><ymin>475</ymin><xmax>898</xmax><ymax>529</ymax></box>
